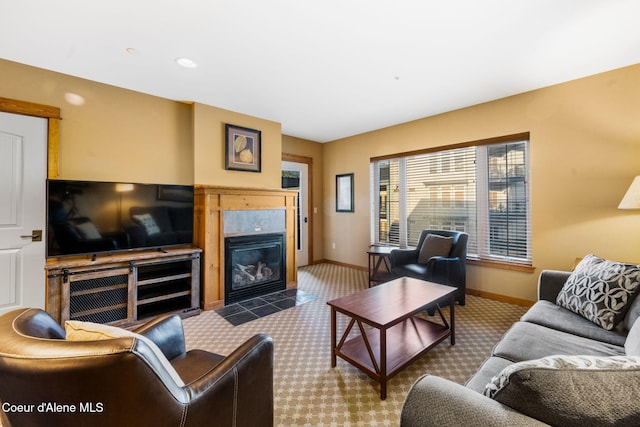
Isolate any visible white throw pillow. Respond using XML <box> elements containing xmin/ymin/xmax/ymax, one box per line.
<box><xmin>65</xmin><ymin>320</ymin><xmax>185</xmax><ymax>387</ymax></box>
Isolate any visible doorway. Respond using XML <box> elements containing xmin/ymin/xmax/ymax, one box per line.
<box><xmin>282</xmin><ymin>158</ymin><xmax>311</xmax><ymax>266</ymax></box>
<box><xmin>0</xmin><ymin>112</ymin><xmax>48</xmax><ymax>313</ymax></box>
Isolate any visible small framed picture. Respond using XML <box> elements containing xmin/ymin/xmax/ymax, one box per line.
<box><xmin>336</xmin><ymin>173</ymin><xmax>354</xmax><ymax>212</ymax></box>
<box><xmin>225</xmin><ymin>124</ymin><xmax>261</xmax><ymax>172</ymax></box>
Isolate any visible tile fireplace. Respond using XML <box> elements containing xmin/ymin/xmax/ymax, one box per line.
<box><xmin>194</xmin><ymin>185</ymin><xmax>298</xmax><ymax>310</ymax></box>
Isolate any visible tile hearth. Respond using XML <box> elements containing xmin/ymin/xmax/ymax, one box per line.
<box><xmin>214</xmin><ymin>289</ymin><xmax>317</xmax><ymax>326</ymax></box>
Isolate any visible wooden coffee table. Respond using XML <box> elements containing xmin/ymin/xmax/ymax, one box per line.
<box><xmin>327</xmin><ymin>277</ymin><xmax>456</xmax><ymax>399</ymax></box>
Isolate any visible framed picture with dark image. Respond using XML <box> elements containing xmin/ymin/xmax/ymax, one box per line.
<box><xmin>336</xmin><ymin>173</ymin><xmax>354</xmax><ymax>212</ymax></box>
<box><xmin>225</xmin><ymin>124</ymin><xmax>261</xmax><ymax>172</ymax></box>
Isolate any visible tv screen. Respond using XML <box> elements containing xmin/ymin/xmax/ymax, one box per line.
<box><xmin>47</xmin><ymin>180</ymin><xmax>195</xmax><ymax>258</ymax></box>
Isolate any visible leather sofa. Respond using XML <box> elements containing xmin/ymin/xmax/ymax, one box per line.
<box><xmin>0</xmin><ymin>308</ymin><xmax>273</xmax><ymax>427</ymax></box>
<box><xmin>401</xmin><ymin>268</ymin><xmax>640</xmax><ymax>426</ymax></box>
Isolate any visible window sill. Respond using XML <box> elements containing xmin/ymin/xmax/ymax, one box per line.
<box><xmin>467</xmin><ymin>258</ymin><xmax>536</xmax><ymax>273</ymax></box>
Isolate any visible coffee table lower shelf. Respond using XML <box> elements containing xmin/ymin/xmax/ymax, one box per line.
<box><xmin>334</xmin><ymin>316</ymin><xmax>451</xmax><ymax>399</ymax></box>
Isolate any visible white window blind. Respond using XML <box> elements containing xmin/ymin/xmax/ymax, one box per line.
<box><xmin>371</xmin><ymin>135</ymin><xmax>531</xmax><ymax>265</ymax></box>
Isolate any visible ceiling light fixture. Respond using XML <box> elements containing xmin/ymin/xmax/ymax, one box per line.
<box><xmin>175</xmin><ymin>57</ymin><xmax>198</xmax><ymax>69</ymax></box>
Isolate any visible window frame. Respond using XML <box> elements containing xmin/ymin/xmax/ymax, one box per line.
<box><xmin>370</xmin><ymin>132</ymin><xmax>533</xmax><ymax>271</ymax></box>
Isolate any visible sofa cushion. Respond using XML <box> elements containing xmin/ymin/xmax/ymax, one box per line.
<box><xmin>464</xmin><ymin>356</ymin><xmax>514</xmax><ymax>394</ymax></box>
<box><xmin>392</xmin><ymin>263</ymin><xmax>428</xmax><ymax>278</ymax></box>
<box><xmin>521</xmin><ymin>300</ymin><xmax>627</xmax><ymax>347</ymax></box>
<box><xmin>483</xmin><ymin>355</ymin><xmax>640</xmax><ymax>426</ymax></box>
<box><xmin>493</xmin><ymin>321</ymin><xmax>625</xmax><ymax>363</ymax></box>
<box><xmin>65</xmin><ymin>320</ymin><xmax>185</xmax><ymax>387</ymax></box>
<box><xmin>556</xmin><ymin>254</ymin><xmax>640</xmax><ymax>330</ymax></box>
<box><xmin>418</xmin><ymin>234</ymin><xmax>453</xmax><ymax>264</ymax></box>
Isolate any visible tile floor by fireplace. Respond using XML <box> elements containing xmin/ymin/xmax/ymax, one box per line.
<box><xmin>214</xmin><ymin>289</ymin><xmax>317</xmax><ymax>326</ymax></box>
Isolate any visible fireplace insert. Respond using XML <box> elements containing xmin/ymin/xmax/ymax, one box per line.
<box><xmin>224</xmin><ymin>232</ymin><xmax>286</xmax><ymax>304</ymax></box>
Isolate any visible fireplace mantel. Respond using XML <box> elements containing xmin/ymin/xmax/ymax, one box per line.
<box><xmin>194</xmin><ymin>185</ymin><xmax>298</xmax><ymax>310</ymax></box>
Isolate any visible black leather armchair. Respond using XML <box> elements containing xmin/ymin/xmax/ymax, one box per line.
<box><xmin>0</xmin><ymin>308</ymin><xmax>273</xmax><ymax>427</ymax></box>
<box><xmin>389</xmin><ymin>229</ymin><xmax>468</xmax><ymax>305</ymax></box>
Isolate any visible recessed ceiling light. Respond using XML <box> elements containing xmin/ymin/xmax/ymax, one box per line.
<box><xmin>64</xmin><ymin>92</ymin><xmax>85</xmax><ymax>106</ymax></box>
<box><xmin>175</xmin><ymin>57</ymin><xmax>198</xmax><ymax>69</ymax></box>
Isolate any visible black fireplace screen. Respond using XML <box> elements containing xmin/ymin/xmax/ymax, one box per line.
<box><xmin>224</xmin><ymin>233</ymin><xmax>286</xmax><ymax>304</ymax></box>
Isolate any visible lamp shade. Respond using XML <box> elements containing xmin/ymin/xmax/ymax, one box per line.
<box><xmin>115</xmin><ymin>183</ymin><xmax>134</xmax><ymax>192</ymax></box>
<box><xmin>618</xmin><ymin>176</ymin><xmax>640</xmax><ymax>209</ymax></box>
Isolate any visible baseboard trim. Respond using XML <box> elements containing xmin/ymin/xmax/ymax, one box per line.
<box><xmin>310</xmin><ymin>260</ymin><xmax>535</xmax><ymax>307</ymax></box>
<box><xmin>466</xmin><ymin>288</ymin><xmax>534</xmax><ymax>307</ymax></box>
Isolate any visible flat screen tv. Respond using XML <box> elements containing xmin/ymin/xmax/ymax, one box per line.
<box><xmin>47</xmin><ymin>180</ymin><xmax>195</xmax><ymax>258</ymax></box>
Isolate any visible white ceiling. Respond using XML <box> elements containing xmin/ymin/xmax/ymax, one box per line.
<box><xmin>2</xmin><ymin>1</ymin><xmax>640</xmax><ymax>142</ymax></box>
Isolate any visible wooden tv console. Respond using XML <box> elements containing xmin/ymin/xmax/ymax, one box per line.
<box><xmin>45</xmin><ymin>247</ymin><xmax>201</xmax><ymax>328</ymax></box>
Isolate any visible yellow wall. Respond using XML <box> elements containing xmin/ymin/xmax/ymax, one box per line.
<box><xmin>322</xmin><ymin>63</ymin><xmax>640</xmax><ymax>302</ymax></box>
<box><xmin>0</xmin><ymin>59</ymin><xmax>283</xmax><ymax>188</ymax></box>
<box><xmin>0</xmin><ymin>59</ymin><xmax>193</xmax><ymax>184</ymax></box>
<box><xmin>282</xmin><ymin>135</ymin><xmax>325</xmax><ymax>262</ymax></box>
<box><xmin>4</xmin><ymin>57</ymin><xmax>640</xmax><ymax>302</ymax></box>
<box><xmin>193</xmin><ymin>103</ymin><xmax>282</xmax><ymax>188</ymax></box>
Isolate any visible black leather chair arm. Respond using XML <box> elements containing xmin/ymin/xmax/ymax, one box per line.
<box><xmin>181</xmin><ymin>333</ymin><xmax>274</xmax><ymax>427</ymax></box>
<box><xmin>134</xmin><ymin>313</ymin><xmax>186</xmax><ymax>360</ymax></box>
<box><xmin>390</xmin><ymin>248</ymin><xmax>419</xmax><ymax>267</ymax></box>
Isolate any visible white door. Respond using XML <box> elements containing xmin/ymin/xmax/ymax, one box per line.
<box><xmin>282</xmin><ymin>161</ymin><xmax>309</xmax><ymax>266</ymax></box>
<box><xmin>0</xmin><ymin>112</ymin><xmax>47</xmax><ymax>314</ymax></box>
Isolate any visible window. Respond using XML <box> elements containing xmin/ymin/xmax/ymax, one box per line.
<box><xmin>370</xmin><ymin>133</ymin><xmax>531</xmax><ymax>266</ymax></box>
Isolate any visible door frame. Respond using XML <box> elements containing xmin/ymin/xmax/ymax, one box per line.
<box><xmin>282</xmin><ymin>153</ymin><xmax>313</xmax><ymax>265</ymax></box>
<box><xmin>1</xmin><ymin>97</ymin><xmax>60</xmax><ymax>313</ymax></box>
<box><xmin>0</xmin><ymin>97</ymin><xmax>61</xmax><ymax>179</ymax></box>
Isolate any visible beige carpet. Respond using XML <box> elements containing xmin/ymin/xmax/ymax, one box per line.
<box><xmin>182</xmin><ymin>263</ymin><xmax>527</xmax><ymax>426</ymax></box>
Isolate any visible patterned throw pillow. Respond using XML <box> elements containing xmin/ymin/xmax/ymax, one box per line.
<box><xmin>484</xmin><ymin>355</ymin><xmax>640</xmax><ymax>426</ymax></box>
<box><xmin>556</xmin><ymin>255</ymin><xmax>640</xmax><ymax>330</ymax></box>
<box><xmin>484</xmin><ymin>355</ymin><xmax>640</xmax><ymax>399</ymax></box>
<box><xmin>132</xmin><ymin>213</ymin><xmax>161</xmax><ymax>236</ymax></box>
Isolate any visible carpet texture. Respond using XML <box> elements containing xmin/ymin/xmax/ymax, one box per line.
<box><xmin>182</xmin><ymin>263</ymin><xmax>527</xmax><ymax>426</ymax></box>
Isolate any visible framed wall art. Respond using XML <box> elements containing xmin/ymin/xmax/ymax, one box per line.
<box><xmin>225</xmin><ymin>124</ymin><xmax>261</xmax><ymax>172</ymax></box>
<box><xmin>336</xmin><ymin>173</ymin><xmax>354</xmax><ymax>212</ymax></box>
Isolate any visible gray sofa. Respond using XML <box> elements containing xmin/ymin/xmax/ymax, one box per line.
<box><xmin>401</xmin><ymin>269</ymin><xmax>640</xmax><ymax>427</ymax></box>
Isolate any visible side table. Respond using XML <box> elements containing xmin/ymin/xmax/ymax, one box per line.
<box><xmin>367</xmin><ymin>245</ymin><xmax>394</xmax><ymax>287</ymax></box>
